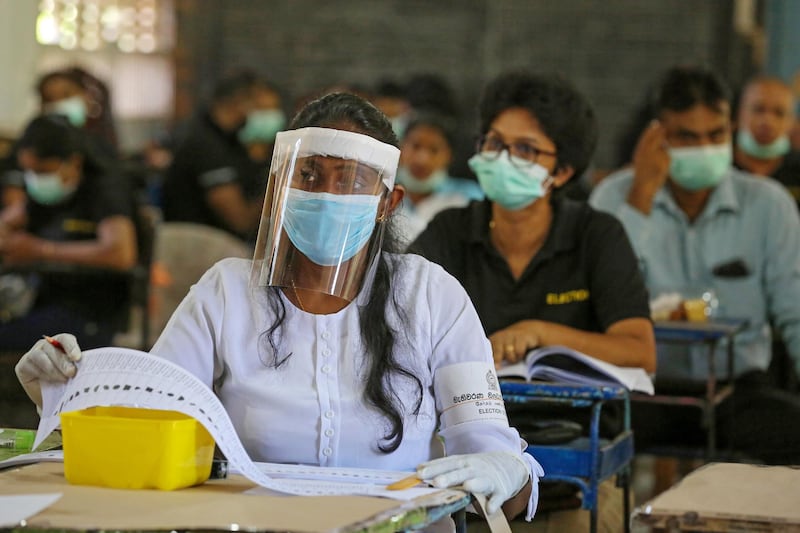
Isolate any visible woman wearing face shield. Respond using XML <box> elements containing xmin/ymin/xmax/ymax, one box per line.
<box><xmin>15</xmin><ymin>93</ymin><xmax>542</xmax><ymax>526</ymax></box>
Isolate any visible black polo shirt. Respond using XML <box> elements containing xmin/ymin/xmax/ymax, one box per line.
<box><xmin>26</xmin><ymin>165</ymin><xmax>134</xmax><ymax>321</ymax></box>
<box><xmin>735</xmin><ymin>151</ymin><xmax>800</xmax><ymax>210</ymax></box>
<box><xmin>162</xmin><ymin>111</ymin><xmax>266</xmax><ymax>239</ymax></box>
<box><xmin>408</xmin><ymin>198</ymin><xmax>650</xmax><ymax>336</ymax></box>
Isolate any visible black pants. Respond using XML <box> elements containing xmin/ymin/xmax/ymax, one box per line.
<box><xmin>632</xmin><ymin>371</ymin><xmax>800</xmax><ymax>465</ymax></box>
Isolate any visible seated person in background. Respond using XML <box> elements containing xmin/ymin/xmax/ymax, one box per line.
<box><xmin>238</xmin><ymin>79</ymin><xmax>286</xmax><ymax>165</ymax></box>
<box><xmin>396</xmin><ymin>113</ymin><xmax>483</xmax><ymax>244</ymax></box>
<box><xmin>371</xmin><ymin>78</ymin><xmax>412</xmax><ymax>140</ymax></box>
<box><xmin>409</xmin><ymin>70</ymin><xmax>654</xmax><ymax>532</ymax></box>
<box><xmin>590</xmin><ymin>65</ymin><xmax>800</xmax><ymax>464</ymax></box>
<box><xmin>1</xmin><ymin>67</ymin><xmax>120</xmax><ymax>210</ymax></box>
<box><xmin>162</xmin><ymin>70</ymin><xmax>268</xmax><ymax>243</ymax></box>
<box><xmin>16</xmin><ymin>93</ymin><xmax>542</xmax><ymax>525</ymax></box>
<box><xmin>0</xmin><ymin>115</ymin><xmax>137</xmax><ymax>350</ymax></box>
<box><xmin>37</xmin><ymin>66</ymin><xmax>119</xmax><ymax>159</ymax></box>
<box><xmin>733</xmin><ymin>75</ymin><xmax>800</xmax><ymax>207</ymax></box>
<box><xmin>409</xmin><ymin>71</ymin><xmax>655</xmax><ymax>372</ymax></box>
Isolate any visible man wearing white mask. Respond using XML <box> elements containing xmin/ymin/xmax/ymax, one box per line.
<box><xmin>0</xmin><ymin>115</ymin><xmax>136</xmax><ymax>351</ymax></box>
<box><xmin>733</xmin><ymin>75</ymin><xmax>800</xmax><ymax>207</ymax></box>
<box><xmin>163</xmin><ymin>70</ymin><xmax>268</xmax><ymax>242</ymax></box>
<box><xmin>590</xmin><ymin>65</ymin><xmax>800</xmax><ymax>464</ymax></box>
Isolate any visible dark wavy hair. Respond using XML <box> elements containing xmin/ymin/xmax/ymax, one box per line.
<box><xmin>478</xmin><ymin>71</ymin><xmax>598</xmax><ymax>179</ymax></box>
<box><xmin>650</xmin><ymin>65</ymin><xmax>731</xmax><ymax>116</ymax></box>
<box><xmin>16</xmin><ymin>114</ymin><xmax>108</xmax><ymax>177</ymax></box>
<box><xmin>259</xmin><ymin>92</ymin><xmax>422</xmax><ymax>453</ymax></box>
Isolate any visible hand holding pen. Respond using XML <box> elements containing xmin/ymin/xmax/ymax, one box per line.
<box><xmin>15</xmin><ymin>333</ymin><xmax>83</xmax><ymax>409</ymax></box>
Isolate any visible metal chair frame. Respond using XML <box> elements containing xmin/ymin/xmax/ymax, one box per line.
<box><xmin>501</xmin><ymin>381</ymin><xmax>633</xmax><ymax>533</ymax></box>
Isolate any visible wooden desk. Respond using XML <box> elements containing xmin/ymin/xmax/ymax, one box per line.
<box><xmin>0</xmin><ymin>462</ymin><xmax>471</xmax><ymax>532</ymax></box>
<box><xmin>632</xmin><ymin>462</ymin><xmax>800</xmax><ymax>532</ymax></box>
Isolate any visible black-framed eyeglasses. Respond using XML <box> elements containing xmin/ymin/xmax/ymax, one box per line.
<box><xmin>476</xmin><ymin>134</ymin><xmax>557</xmax><ymax>169</ymax></box>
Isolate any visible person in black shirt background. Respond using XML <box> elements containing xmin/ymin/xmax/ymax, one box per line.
<box><xmin>409</xmin><ymin>71</ymin><xmax>655</xmax><ymax>373</ymax></box>
<box><xmin>162</xmin><ymin>70</ymin><xmax>270</xmax><ymax>243</ymax></box>
<box><xmin>0</xmin><ymin>115</ymin><xmax>137</xmax><ymax>350</ymax></box>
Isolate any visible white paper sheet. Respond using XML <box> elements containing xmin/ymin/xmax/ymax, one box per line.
<box><xmin>35</xmin><ymin>347</ymin><xmax>440</xmax><ymax>500</ymax></box>
<box><xmin>0</xmin><ymin>493</ymin><xmax>61</xmax><ymax>527</ymax></box>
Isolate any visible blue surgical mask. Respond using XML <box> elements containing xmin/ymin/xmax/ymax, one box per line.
<box><xmin>397</xmin><ymin>166</ymin><xmax>448</xmax><ymax>194</ymax></box>
<box><xmin>668</xmin><ymin>144</ymin><xmax>732</xmax><ymax>191</ymax></box>
<box><xmin>283</xmin><ymin>189</ymin><xmax>380</xmax><ymax>266</ymax></box>
<box><xmin>468</xmin><ymin>151</ymin><xmax>551</xmax><ymax>210</ymax></box>
<box><xmin>239</xmin><ymin>109</ymin><xmax>286</xmax><ymax>144</ymax></box>
<box><xmin>736</xmin><ymin>129</ymin><xmax>791</xmax><ymax>160</ymax></box>
<box><xmin>24</xmin><ymin>170</ymin><xmax>77</xmax><ymax>205</ymax></box>
<box><xmin>47</xmin><ymin>96</ymin><xmax>88</xmax><ymax>128</ymax></box>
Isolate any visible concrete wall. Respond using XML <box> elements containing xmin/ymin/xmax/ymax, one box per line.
<box><xmin>175</xmin><ymin>0</ymin><xmax>753</xmax><ymax>170</ymax></box>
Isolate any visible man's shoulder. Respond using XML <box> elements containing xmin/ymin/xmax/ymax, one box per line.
<box><xmin>588</xmin><ymin>167</ymin><xmax>635</xmax><ymax>209</ymax></box>
<box><xmin>594</xmin><ymin>167</ymin><xmax>635</xmax><ymax>191</ymax></box>
<box><xmin>729</xmin><ymin>167</ymin><xmax>796</xmax><ymax>203</ymax></box>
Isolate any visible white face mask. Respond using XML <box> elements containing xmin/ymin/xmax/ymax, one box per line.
<box><xmin>396</xmin><ymin>166</ymin><xmax>448</xmax><ymax>194</ymax></box>
<box><xmin>46</xmin><ymin>96</ymin><xmax>88</xmax><ymax>128</ymax></box>
<box><xmin>668</xmin><ymin>143</ymin><xmax>732</xmax><ymax>191</ymax></box>
<box><xmin>24</xmin><ymin>170</ymin><xmax>77</xmax><ymax>205</ymax></box>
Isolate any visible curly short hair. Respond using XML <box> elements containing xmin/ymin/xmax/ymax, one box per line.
<box><xmin>479</xmin><ymin>71</ymin><xmax>598</xmax><ymax>178</ymax></box>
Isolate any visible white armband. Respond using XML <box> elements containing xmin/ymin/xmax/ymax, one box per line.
<box><xmin>435</xmin><ymin>362</ymin><xmax>509</xmax><ymax>428</ymax></box>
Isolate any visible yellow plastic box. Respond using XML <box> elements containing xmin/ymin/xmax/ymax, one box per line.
<box><xmin>60</xmin><ymin>406</ymin><xmax>214</xmax><ymax>490</ymax></box>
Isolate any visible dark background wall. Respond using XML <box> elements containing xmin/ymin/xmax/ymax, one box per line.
<box><xmin>174</xmin><ymin>0</ymin><xmax>757</xmax><ymax>172</ymax></box>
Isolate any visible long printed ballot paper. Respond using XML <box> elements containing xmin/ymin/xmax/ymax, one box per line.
<box><xmin>496</xmin><ymin>345</ymin><xmax>654</xmax><ymax>394</ymax></box>
<box><xmin>34</xmin><ymin>347</ymin><xmax>442</xmax><ymax>500</ymax></box>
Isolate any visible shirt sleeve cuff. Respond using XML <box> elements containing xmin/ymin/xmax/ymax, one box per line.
<box><xmin>521</xmin><ymin>451</ymin><xmax>545</xmax><ymax>521</ymax></box>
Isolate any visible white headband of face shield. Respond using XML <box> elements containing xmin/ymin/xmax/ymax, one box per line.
<box><xmin>274</xmin><ymin>127</ymin><xmax>400</xmax><ymax>190</ymax></box>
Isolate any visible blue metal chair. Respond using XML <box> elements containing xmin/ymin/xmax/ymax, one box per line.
<box><xmin>501</xmin><ymin>381</ymin><xmax>633</xmax><ymax>533</ymax></box>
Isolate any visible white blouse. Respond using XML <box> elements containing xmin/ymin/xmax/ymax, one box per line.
<box><xmin>151</xmin><ymin>254</ymin><xmax>538</xmax><ymax>516</ymax></box>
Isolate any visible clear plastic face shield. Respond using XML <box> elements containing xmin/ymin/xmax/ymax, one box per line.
<box><xmin>250</xmin><ymin>127</ymin><xmax>400</xmax><ymax>302</ymax></box>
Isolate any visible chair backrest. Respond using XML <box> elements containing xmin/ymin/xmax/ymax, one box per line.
<box><xmin>148</xmin><ymin>222</ymin><xmax>252</xmax><ymax>345</ymax></box>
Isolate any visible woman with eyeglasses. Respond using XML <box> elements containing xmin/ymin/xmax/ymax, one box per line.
<box><xmin>409</xmin><ymin>71</ymin><xmax>655</xmax><ymax>373</ymax></box>
<box><xmin>408</xmin><ymin>68</ymin><xmax>655</xmax><ymax>532</ymax></box>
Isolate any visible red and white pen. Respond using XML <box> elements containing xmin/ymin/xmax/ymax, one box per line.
<box><xmin>42</xmin><ymin>335</ymin><xmax>66</xmax><ymax>353</ymax></box>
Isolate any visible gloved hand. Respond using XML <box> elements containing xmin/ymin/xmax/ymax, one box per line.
<box><xmin>417</xmin><ymin>450</ymin><xmax>531</xmax><ymax>515</ymax></box>
<box><xmin>15</xmin><ymin>333</ymin><xmax>82</xmax><ymax>409</ymax></box>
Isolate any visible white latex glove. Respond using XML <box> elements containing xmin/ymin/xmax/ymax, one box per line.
<box><xmin>15</xmin><ymin>333</ymin><xmax>82</xmax><ymax>409</ymax></box>
<box><xmin>417</xmin><ymin>451</ymin><xmax>531</xmax><ymax>515</ymax></box>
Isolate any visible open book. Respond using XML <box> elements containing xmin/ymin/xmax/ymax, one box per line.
<box><xmin>496</xmin><ymin>345</ymin><xmax>654</xmax><ymax>394</ymax></box>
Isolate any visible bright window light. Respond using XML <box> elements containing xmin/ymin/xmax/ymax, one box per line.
<box><xmin>36</xmin><ymin>0</ymin><xmax>173</xmax><ymax>54</ymax></box>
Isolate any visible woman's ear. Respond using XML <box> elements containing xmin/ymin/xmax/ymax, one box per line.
<box><xmin>551</xmin><ymin>164</ymin><xmax>575</xmax><ymax>188</ymax></box>
<box><xmin>381</xmin><ymin>184</ymin><xmax>405</xmax><ymax>219</ymax></box>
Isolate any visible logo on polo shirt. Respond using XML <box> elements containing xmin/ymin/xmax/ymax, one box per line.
<box><xmin>546</xmin><ymin>289</ymin><xmax>590</xmax><ymax>305</ymax></box>
<box><xmin>63</xmin><ymin>218</ymin><xmax>96</xmax><ymax>234</ymax></box>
